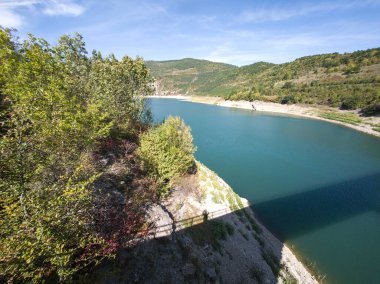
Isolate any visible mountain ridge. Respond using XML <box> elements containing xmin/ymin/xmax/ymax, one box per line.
<box><xmin>146</xmin><ymin>48</ymin><xmax>380</xmax><ymax>113</ymax></box>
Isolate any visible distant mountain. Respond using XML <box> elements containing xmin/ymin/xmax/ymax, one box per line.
<box><xmin>146</xmin><ymin>48</ymin><xmax>380</xmax><ymax>113</ymax></box>
<box><xmin>146</xmin><ymin>58</ymin><xmax>242</xmax><ymax>96</ymax></box>
<box><xmin>146</xmin><ymin>58</ymin><xmax>276</xmax><ymax>97</ymax></box>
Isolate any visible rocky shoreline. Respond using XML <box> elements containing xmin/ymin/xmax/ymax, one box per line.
<box><xmin>140</xmin><ymin>162</ymin><xmax>318</xmax><ymax>284</ymax></box>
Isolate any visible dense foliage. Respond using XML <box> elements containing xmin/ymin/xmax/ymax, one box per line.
<box><xmin>0</xmin><ymin>28</ymin><xmax>156</xmax><ymax>282</ymax></box>
<box><xmin>226</xmin><ymin>48</ymin><xmax>380</xmax><ymax>113</ymax></box>
<box><xmin>147</xmin><ymin>49</ymin><xmax>380</xmax><ymax>114</ymax></box>
<box><xmin>139</xmin><ymin>116</ymin><xmax>196</xmax><ymax>195</ymax></box>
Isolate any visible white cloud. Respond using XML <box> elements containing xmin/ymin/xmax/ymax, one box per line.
<box><xmin>0</xmin><ymin>0</ymin><xmax>84</xmax><ymax>28</ymax></box>
<box><xmin>43</xmin><ymin>0</ymin><xmax>84</xmax><ymax>16</ymax></box>
<box><xmin>0</xmin><ymin>0</ymin><xmax>36</xmax><ymax>28</ymax></box>
<box><xmin>0</xmin><ymin>7</ymin><xmax>24</xmax><ymax>28</ymax></box>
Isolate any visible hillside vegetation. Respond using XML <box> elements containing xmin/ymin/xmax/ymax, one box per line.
<box><xmin>0</xmin><ymin>28</ymin><xmax>197</xmax><ymax>283</ymax></box>
<box><xmin>0</xmin><ymin>28</ymin><xmax>314</xmax><ymax>283</ymax></box>
<box><xmin>146</xmin><ymin>58</ymin><xmax>274</xmax><ymax>97</ymax></box>
<box><xmin>147</xmin><ymin>48</ymin><xmax>380</xmax><ymax>115</ymax></box>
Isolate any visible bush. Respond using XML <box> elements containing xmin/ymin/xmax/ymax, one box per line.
<box><xmin>340</xmin><ymin>96</ymin><xmax>360</xmax><ymax>110</ymax></box>
<box><xmin>249</xmin><ymin>266</ymin><xmax>264</xmax><ymax>282</ymax></box>
<box><xmin>225</xmin><ymin>222</ymin><xmax>235</xmax><ymax>236</ymax></box>
<box><xmin>138</xmin><ymin>116</ymin><xmax>196</xmax><ymax>194</ymax></box>
<box><xmin>210</xmin><ymin>220</ymin><xmax>229</xmax><ymax>240</ymax></box>
<box><xmin>190</xmin><ymin>220</ymin><xmax>233</xmax><ymax>250</ymax></box>
<box><xmin>361</xmin><ymin>103</ymin><xmax>380</xmax><ymax>116</ymax></box>
<box><xmin>262</xmin><ymin>250</ymin><xmax>283</xmax><ymax>275</ymax></box>
<box><xmin>282</xmin><ymin>81</ymin><xmax>294</xmax><ymax>89</ymax></box>
<box><xmin>280</xmin><ymin>94</ymin><xmax>297</xmax><ymax>104</ymax></box>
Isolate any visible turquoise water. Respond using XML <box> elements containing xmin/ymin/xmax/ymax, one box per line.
<box><xmin>149</xmin><ymin>98</ymin><xmax>380</xmax><ymax>284</ymax></box>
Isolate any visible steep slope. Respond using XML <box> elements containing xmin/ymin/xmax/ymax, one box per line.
<box><xmin>87</xmin><ymin>162</ymin><xmax>318</xmax><ymax>284</ymax></box>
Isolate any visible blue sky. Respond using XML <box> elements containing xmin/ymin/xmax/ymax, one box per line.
<box><xmin>1</xmin><ymin>0</ymin><xmax>380</xmax><ymax>66</ymax></box>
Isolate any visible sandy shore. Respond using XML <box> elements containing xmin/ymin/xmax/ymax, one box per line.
<box><xmin>147</xmin><ymin>95</ymin><xmax>380</xmax><ymax>138</ymax></box>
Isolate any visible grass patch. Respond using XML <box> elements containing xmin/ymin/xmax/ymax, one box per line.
<box><xmin>226</xmin><ymin>190</ymin><xmax>244</xmax><ymax>211</ymax></box>
<box><xmin>211</xmin><ymin>191</ymin><xmax>225</xmax><ymax>204</ymax></box>
<box><xmin>281</xmin><ymin>273</ymin><xmax>298</xmax><ymax>284</ymax></box>
<box><xmin>249</xmin><ymin>265</ymin><xmax>264</xmax><ymax>282</ymax></box>
<box><xmin>238</xmin><ymin>228</ymin><xmax>249</xmax><ymax>241</ymax></box>
<box><xmin>189</xmin><ymin>220</ymin><xmax>234</xmax><ymax>249</ymax></box>
<box><xmin>243</xmin><ymin>210</ymin><xmax>263</xmax><ymax>235</ymax></box>
<box><xmin>262</xmin><ymin>250</ymin><xmax>283</xmax><ymax>276</ymax></box>
<box><xmin>373</xmin><ymin>126</ymin><xmax>380</xmax><ymax>132</ymax></box>
<box><xmin>253</xmin><ymin>232</ymin><xmax>265</xmax><ymax>247</ymax></box>
<box><xmin>225</xmin><ymin>222</ymin><xmax>235</xmax><ymax>236</ymax></box>
<box><xmin>319</xmin><ymin>111</ymin><xmax>362</xmax><ymax>125</ymax></box>
<box><xmin>212</xmin><ymin>179</ymin><xmax>224</xmax><ymax>191</ymax></box>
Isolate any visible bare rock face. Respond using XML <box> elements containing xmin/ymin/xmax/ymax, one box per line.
<box><xmin>147</xmin><ymin>205</ymin><xmax>172</xmax><ymax>229</ymax></box>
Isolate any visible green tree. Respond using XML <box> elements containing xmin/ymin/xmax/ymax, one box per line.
<box><xmin>139</xmin><ymin>116</ymin><xmax>196</xmax><ymax>194</ymax></box>
<box><xmin>0</xmin><ymin>28</ymin><xmax>153</xmax><ymax>282</ymax></box>
<box><xmin>87</xmin><ymin>55</ymin><xmax>154</xmax><ymax>134</ymax></box>
<box><xmin>0</xmin><ymin>28</ymin><xmax>18</xmax><ymax>135</ymax></box>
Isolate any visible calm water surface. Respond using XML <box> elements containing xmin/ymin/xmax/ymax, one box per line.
<box><xmin>149</xmin><ymin>98</ymin><xmax>380</xmax><ymax>284</ymax></box>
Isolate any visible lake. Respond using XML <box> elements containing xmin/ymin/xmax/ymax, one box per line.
<box><xmin>149</xmin><ymin>98</ymin><xmax>380</xmax><ymax>284</ymax></box>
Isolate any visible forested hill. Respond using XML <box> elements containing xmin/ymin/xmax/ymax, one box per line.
<box><xmin>145</xmin><ymin>58</ymin><xmax>274</xmax><ymax>97</ymax></box>
<box><xmin>147</xmin><ymin>48</ymin><xmax>380</xmax><ymax>115</ymax></box>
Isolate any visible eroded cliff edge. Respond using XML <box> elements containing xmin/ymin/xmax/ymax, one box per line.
<box><xmin>89</xmin><ymin>162</ymin><xmax>318</xmax><ymax>284</ymax></box>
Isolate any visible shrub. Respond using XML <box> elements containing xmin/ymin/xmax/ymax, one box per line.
<box><xmin>262</xmin><ymin>250</ymin><xmax>283</xmax><ymax>275</ymax></box>
<box><xmin>189</xmin><ymin>220</ymin><xmax>232</xmax><ymax>250</ymax></box>
<box><xmin>210</xmin><ymin>220</ymin><xmax>229</xmax><ymax>240</ymax></box>
<box><xmin>340</xmin><ymin>96</ymin><xmax>360</xmax><ymax>110</ymax></box>
<box><xmin>280</xmin><ymin>94</ymin><xmax>297</xmax><ymax>104</ymax></box>
<box><xmin>282</xmin><ymin>81</ymin><xmax>294</xmax><ymax>89</ymax></box>
<box><xmin>1</xmin><ymin>166</ymin><xmax>103</xmax><ymax>282</ymax></box>
<box><xmin>225</xmin><ymin>222</ymin><xmax>235</xmax><ymax>236</ymax></box>
<box><xmin>249</xmin><ymin>266</ymin><xmax>264</xmax><ymax>282</ymax></box>
<box><xmin>138</xmin><ymin>116</ymin><xmax>196</xmax><ymax>194</ymax></box>
<box><xmin>361</xmin><ymin>103</ymin><xmax>380</xmax><ymax>116</ymax></box>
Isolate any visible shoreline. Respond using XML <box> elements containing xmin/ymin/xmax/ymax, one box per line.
<box><xmin>198</xmin><ymin>162</ymin><xmax>319</xmax><ymax>283</ymax></box>
<box><xmin>173</xmin><ymin>161</ymin><xmax>318</xmax><ymax>283</ymax></box>
<box><xmin>242</xmin><ymin>199</ymin><xmax>320</xmax><ymax>283</ymax></box>
<box><xmin>147</xmin><ymin>95</ymin><xmax>380</xmax><ymax>138</ymax></box>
